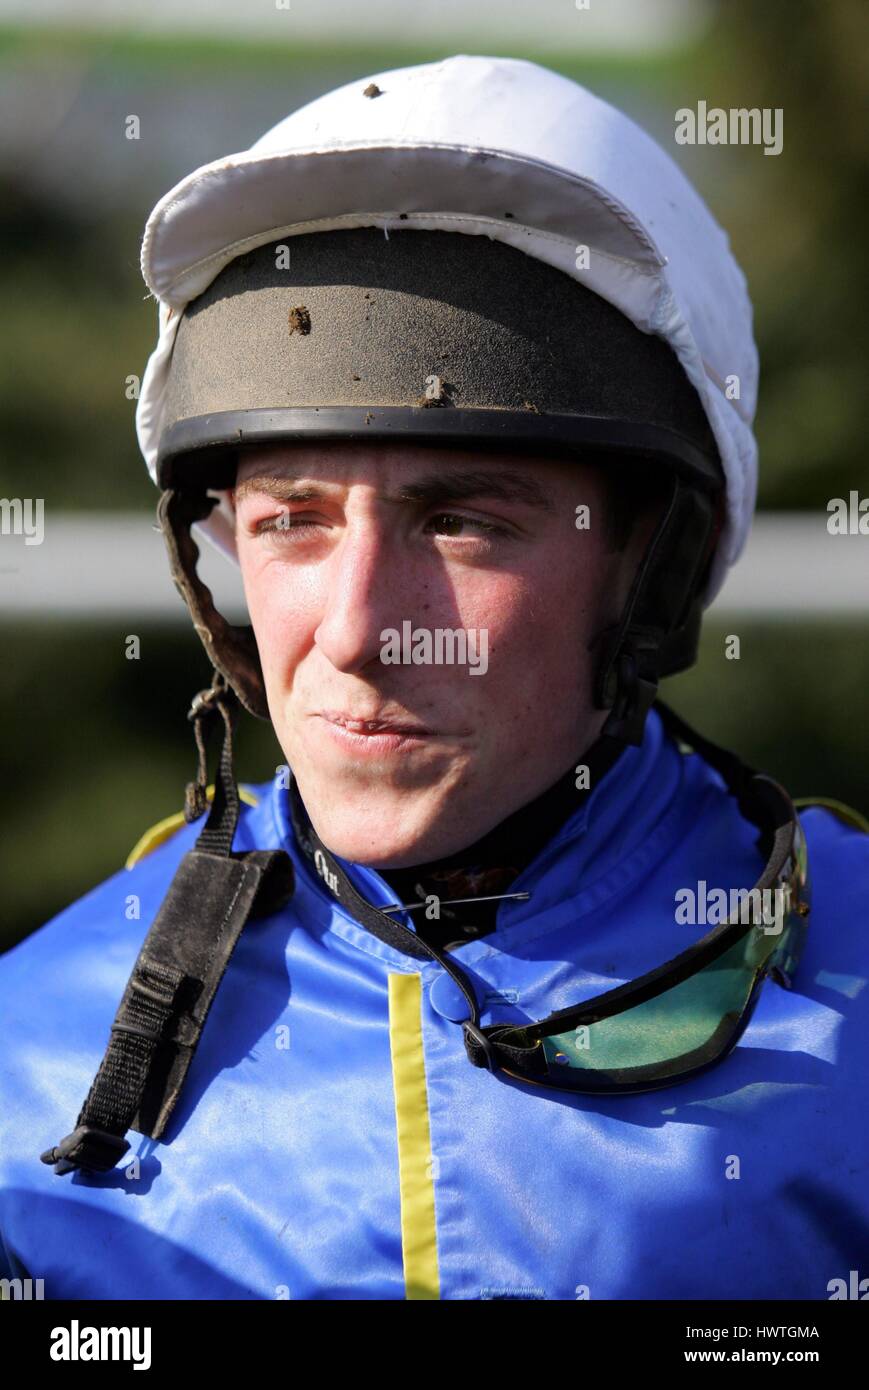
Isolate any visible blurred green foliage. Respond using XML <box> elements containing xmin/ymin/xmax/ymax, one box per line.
<box><xmin>1</xmin><ymin>1</ymin><xmax>866</xmax><ymax>950</ymax></box>
<box><xmin>0</xmin><ymin>622</ymin><xmax>284</xmax><ymax>951</ymax></box>
<box><xmin>1</xmin><ymin>0</ymin><xmax>866</xmax><ymax>509</ymax></box>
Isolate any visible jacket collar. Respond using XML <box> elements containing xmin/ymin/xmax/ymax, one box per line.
<box><xmin>270</xmin><ymin>705</ymin><xmax>687</xmax><ymax>969</ymax></box>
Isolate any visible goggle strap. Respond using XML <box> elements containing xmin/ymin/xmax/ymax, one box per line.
<box><xmin>479</xmin><ymin>704</ymin><xmax>804</xmax><ymax>1066</ymax></box>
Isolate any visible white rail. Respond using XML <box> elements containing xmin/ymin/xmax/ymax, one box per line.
<box><xmin>0</xmin><ymin>513</ymin><xmax>866</xmax><ymax>620</ymax></box>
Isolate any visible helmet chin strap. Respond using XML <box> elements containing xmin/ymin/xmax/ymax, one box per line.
<box><xmin>158</xmin><ymin>487</ymin><xmax>268</xmax><ymax>720</ymax></box>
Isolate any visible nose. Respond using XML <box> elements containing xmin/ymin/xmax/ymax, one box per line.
<box><xmin>313</xmin><ymin>516</ymin><xmax>406</xmax><ymax>674</ymax></box>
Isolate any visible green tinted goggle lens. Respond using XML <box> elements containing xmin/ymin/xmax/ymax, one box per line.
<box><xmin>454</xmin><ymin>705</ymin><xmax>815</xmax><ymax>1097</ymax></box>
<box><xmin>540</xmin><ymin>913</ymin><xmax>802</xmax><ymax>1088</ymax></box>
<box><xmin>487</xmin><ymin>813</ymin><xmax>811</xmax><ymax>1095</ymax></box>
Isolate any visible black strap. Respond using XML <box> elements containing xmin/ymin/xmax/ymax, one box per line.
<box><xmin>461</xmin><ymin>699</ymin><xmax>790</xmax><ymax>1073</ymax></box>
<box><xmin>40</xmin><ymin>677</ymin><xmax>294</xmax><ymax>1176</ymax></box>
<box><xmin>288</xmin><ymin>774</ymin><xmax>484</xmax><ymax>1023</ymax></box>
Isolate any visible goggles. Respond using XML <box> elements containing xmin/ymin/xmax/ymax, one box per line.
<box><xmin>290</xmin><ymin>700</ymin><xmax>810</xmax><ymax>1098</ymax></box>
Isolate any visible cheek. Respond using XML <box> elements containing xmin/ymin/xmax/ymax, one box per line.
<box><xmin>483</xmin><ymin>540</ymin><xmax>606</xmax><ymax>655</ymax></box>
<box><xmin>235</xmin><ymin>527</ymin><xmax>607</xmax><ymax>693</ymax></box>
<box><xmin>236</xmin><ymin>543</ymin><xmax>318</xmax><ymax>686</ymax></box>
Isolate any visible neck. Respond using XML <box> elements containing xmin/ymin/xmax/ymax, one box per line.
<box><xmin>376</xmin><ymin>733</ymin><xmax>625</xmax><ymax>947</ymax></box>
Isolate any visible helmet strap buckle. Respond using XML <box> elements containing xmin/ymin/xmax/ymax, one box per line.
<box><xmin>600</xmin><ymin>646</ymin><xmax>659</xmax><ymax>745</ymax></box>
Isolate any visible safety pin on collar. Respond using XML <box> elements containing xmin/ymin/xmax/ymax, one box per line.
<box><xmin>381</xmin><ymin>890</ymin><xmax>532</xmax><ymax>914</ymax></box>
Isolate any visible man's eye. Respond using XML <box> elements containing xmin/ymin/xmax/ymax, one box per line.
<box><xmin>424</xmin><ymin>512</ymin><xmax>509</xmax><ymax>539</ymax></box>
<box><xmin>256</xmin><ymin>513</ymin><xmax>322</xmax><ymax>537</ymax></box>
<box><xmin>250</xmin><ymin>510</ymin><xmax>510</xmax><ymax>542</ymax></box>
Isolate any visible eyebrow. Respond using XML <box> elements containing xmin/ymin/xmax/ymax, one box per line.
<box><xmin>233</xmin><ymin>468</ymin><xmax>556</xmax><ymax>512</ymax></box>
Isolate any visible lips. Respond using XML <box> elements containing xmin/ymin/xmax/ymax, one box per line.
<box><xmin>318</xmin><ymin>711</ymin><xmax>434</xmax><ymax>736</ymax></box>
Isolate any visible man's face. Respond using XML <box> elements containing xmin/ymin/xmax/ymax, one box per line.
<box><xmin>232</xmin><ymin>441</ymin><xmax>648</xmax><ymax>869</ymax></box>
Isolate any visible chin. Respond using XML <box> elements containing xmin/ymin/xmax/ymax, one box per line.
<box><xmin>302</xmin><ymin>787</ymin><xmax>460</xmax><ymax>870</ymax></box>
<box><xmin>310</xmin><ymin>819</ymin><xmax>432</xmax><ymax>870</ymax></box>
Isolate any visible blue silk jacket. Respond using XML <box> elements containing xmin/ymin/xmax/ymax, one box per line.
<box><xmin>1</xmin><ymin>707</ymin><xmax>867</xmax><ymax>1300</ymax></box>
